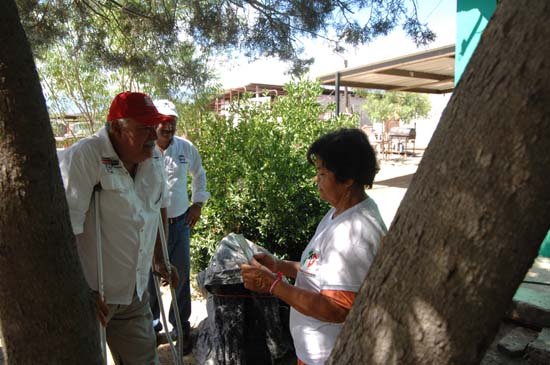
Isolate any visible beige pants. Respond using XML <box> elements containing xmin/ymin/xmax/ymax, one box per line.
<box><xmin>106</xmin><ymin>290</ymin><xmax>158</xmax><ymax>365</ymax></box>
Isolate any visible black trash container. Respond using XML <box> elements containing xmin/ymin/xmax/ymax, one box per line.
<box><xmin>194</xmin><ymin>234</ymin><xmax>293</xmax><ymax>365</ymax></box>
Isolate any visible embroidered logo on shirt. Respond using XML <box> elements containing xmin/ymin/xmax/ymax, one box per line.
<box><xmin>178</xmin><ymin>154</ymin><xmax>187</xmax><ymax>164</ymax></box>
<box><xmin>301</xmin><ymin>250</ymin><xmax>318</xmax><ymax>269</ymax></box>
<box><xmin>101</xmin><ymin>157</ymin><xmax>122</xmax><ymax>173</ymax></box>
<box><xmin>298</xmin><ymin>250</ymin><xmax>319</xmax><ymax>277</ymax></box>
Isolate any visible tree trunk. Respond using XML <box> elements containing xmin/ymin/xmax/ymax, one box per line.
<box><xmin>329</xmin><ymin>1</ymin><xmax>550</xmax><ymax>364</ymax></box>
<box><xmin>0</xmin><ymin>1</ymin><xmax>102</xmax><ymax>363</ymax></box>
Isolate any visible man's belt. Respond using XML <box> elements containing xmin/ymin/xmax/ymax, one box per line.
<box><xmin>168</xmin><ymin>212</ymin><xmax>186</xmax><ymax>225</ymax></box>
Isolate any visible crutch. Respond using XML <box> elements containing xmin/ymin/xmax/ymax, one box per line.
<box><xmin>153</xmin><ymin>212</ymin><xmax>184</xmax><ymax>365</ymax></box>
<box><xmin>94</xmin><ymin>184</ymin><xmax>107</xmax><ymax>365</ymax></box>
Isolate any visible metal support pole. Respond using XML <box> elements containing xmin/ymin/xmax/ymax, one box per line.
<box><xmin>344</xmin><ymin>59</ymin><xmax>349</xmax><ymax>113</ymax></box>
<box><xmin>335</xmin><ymin>71</ymin><xmax>341</xmax><ymax>116</ymax></box>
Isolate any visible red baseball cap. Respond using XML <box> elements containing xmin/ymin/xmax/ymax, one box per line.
<box><xmin>107</xmin><ymin>91</ymin><xmax>164</xmax><ymax>126</ymax></box>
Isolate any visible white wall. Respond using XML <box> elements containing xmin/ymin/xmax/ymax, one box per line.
<box><xmin>409</xmin><ymin>93</ymin><xmax>451</xmax><ymax>149</ymax></box>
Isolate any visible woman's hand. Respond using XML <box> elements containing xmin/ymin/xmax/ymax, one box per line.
<box><xmin>240</xmin><ymin>258</ymin><xmax>276</xmax><ymax>293</ymax></box>
<box><xmin>252</xmin><ymin>253</ymin><xmax>278</xmax><ymax>273</ymax></box>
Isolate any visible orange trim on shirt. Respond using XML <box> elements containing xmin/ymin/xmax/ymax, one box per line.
<box><xmin>320</xmin><ymin>289</ymin><xmax>356</xmax><ymax>310</ymax></box>
<box><xmin>297</xmin><ymin>358</ymin><xmax>307</xmax><ymax>365</ymax></box>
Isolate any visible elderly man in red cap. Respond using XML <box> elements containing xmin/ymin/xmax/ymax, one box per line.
<box><xmin>58</xmin><ymin>91</ymin><xmax>178</xmax><ymax>364</ymax></box>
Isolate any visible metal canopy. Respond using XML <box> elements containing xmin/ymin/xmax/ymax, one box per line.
<box><xmin>318</xmin><ymin>44</ymin><xmax>455</xmax><ymax>94</ymax></box>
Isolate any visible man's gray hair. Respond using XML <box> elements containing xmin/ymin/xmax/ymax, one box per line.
<box><xmin>105</xmin><ymin>118</ymin><xmax>129</xmax><ymax>133</ymax></box>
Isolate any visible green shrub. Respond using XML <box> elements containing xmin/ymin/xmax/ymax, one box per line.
<box><xmin>186</xmin><ymin>80</ymin><xmax>357</xmax><ymax>272</ymax></box>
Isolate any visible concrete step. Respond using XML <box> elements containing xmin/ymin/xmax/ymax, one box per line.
<box><xmin>526</xmin><ymin>328</ymin><xmax>550</xmax><ymax>365</ymax></box>
<box><xmin>507</xmin><ymin>257</ymin><xmax>550</xmax><ymax>329</ymax></box>
<box><xmin>497</xmin><ymin>327</ymin><xmax>539</xmax><ymax>358</ymax></box>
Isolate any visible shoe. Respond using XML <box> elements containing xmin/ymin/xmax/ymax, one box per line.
<box><xmin>156</xmin><ymin>330</ymin><xmax>192</xmax><ymax>354</ymax></box>
<box><xmin>177</xmin><ymin>333</ymin><xmax>193</xmax><ymax>356</ymax></box>
<box><xmin>155</xmin><ymin>328</ymin><xmax>174</xmax><ymax>347</ymax></box>
<box><xmin>155</xmin><ymin>332</ymin><xmax>165</xmax><ymax>347</ymax></box>
<box><xmin>167</xmin><ymin>329</ymin><xmax>178</xmax><ymax>341</ymax></box>
<box><xmin>153</xmin><ymin>319</ymin><xmax>163</xmax><ymax>333</ymax></box>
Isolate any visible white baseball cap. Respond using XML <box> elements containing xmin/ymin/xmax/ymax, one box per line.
<box><xmin>153</xmin><ymin>99</ymin><xmax>178</xmax><ymax>118</ymax></box>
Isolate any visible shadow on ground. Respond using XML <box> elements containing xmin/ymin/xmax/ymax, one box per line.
<box><xmin>373</xmin><ymin>173</ymin><xmax>415</xmax><ymax>189</ymax></box>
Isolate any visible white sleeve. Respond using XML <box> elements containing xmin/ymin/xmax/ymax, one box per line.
<box><xmin>317</xmin><ymin>218</ymin><xmax>381</xmax><ymax>292</ymax></box>
<box><xmin>187</xmin><ymin>142</ymin><xmax>210</xmax><ymax>204</ymax></box>
<box><xmin>58</xmin><ymin>143</ymin><xmax>99</xmax><ymax>234</ymax></box>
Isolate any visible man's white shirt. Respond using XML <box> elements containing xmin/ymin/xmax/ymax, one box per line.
<box><xmin>161</xmin><ymin>136</ymin><xmax>210</xmax><ymax>218</ymax></box>
<box><xmin>58</xmin><ymin>127</ymin><xmax>168</xmax><ymax>305</ymax></box>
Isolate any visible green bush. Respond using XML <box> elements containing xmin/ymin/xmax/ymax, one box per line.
<box><xmin>186</xmin><ymin>80</ymin><xmax>357</xmax><ymax>272</ymax></box>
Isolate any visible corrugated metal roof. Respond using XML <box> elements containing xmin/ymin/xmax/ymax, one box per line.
<box><xmin>317</xmin><ymin>44</ymin><xmax>455</xmax><ymax>94</ymax></box>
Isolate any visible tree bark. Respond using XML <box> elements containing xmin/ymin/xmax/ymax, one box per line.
<box><xmin>0</xmin><ymin>1</ymin><xmax>102</xmax><ymax>363</ymax></box>
<box><xmin>329</xmin><ymin>1</ymin><xmax>550</xmax><ymax>364</ymax></box>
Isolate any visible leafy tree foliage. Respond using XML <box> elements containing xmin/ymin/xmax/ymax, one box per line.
<box><xmin>359</xmin><ymin>90</ymin><xmax>431</xmax><ymax>124</ymax></box>
<box><xmin>18</xmin><ymin>0</ymin><xmax>435</xmax><ymax>77</ymax></box>
<box><xmin>182</xmin><ymin>0</ymin><xmax>435</xmax><ymax>74</ymax></box>
<box><xmin>18</xmin><ymin>0</ymin><xmax>436</xmax><ymax>131</ymax></box>
<box><xmin>185</xmin><ymin>80</ymin><xmax>357</xmax><ymax>270</ymax></box>
<box><xmin>24</xmin><ymin>0</ymin><xmax>213</xmax><ymax>122</ymax></box>
<box><xmin>39</xmin><ymin>44</ymin><xmax>111</xmax><ymax>134</ymax></box>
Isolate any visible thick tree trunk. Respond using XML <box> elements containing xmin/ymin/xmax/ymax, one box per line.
<box><xmin>0</xmin><ymin>1</ymin><xmax>102</xmax><ymax>363</ymax></box>
<box><xmin>329</xmin><ymin>1</ymin><xmax>550</xmax><ymax>364</ymax></box>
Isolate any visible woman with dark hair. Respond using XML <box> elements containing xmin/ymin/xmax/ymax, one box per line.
<box><xmin>241</xmin><ymin>128</ymin><xmax>387</xmax><ymax>365</ymax></box>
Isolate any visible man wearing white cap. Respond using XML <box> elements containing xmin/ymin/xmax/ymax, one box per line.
<box><xmin>149</xmin><ymin>99</ymin><xmax>210</xmax><ymax>353</ymax></box>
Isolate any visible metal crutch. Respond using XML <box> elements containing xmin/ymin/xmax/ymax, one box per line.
<box><xmin>153</xmin><ymin>212</ymin><xmax>184</xmax><ymax>364</ymax></box>
<box><xmin>94</xmin><ymin>184</ymin><xmax>107</xmax><ymax>365</ymax></box>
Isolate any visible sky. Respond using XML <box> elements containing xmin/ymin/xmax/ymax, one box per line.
<box><xmin>215</xmin><ymin>0</ymin><xmax>456</xmax><ymax>89</ymax></box>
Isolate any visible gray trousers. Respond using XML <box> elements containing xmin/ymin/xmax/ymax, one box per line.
<box><xmin>106</xmin><ymin>290</ymin><xmax>159</xmax><ymax>365</ymax></box>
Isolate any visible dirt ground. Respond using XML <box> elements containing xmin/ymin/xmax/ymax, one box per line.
<box><xmin>157</xmin><ymin>344</ymin><xmax>198</xmax><ymax>365</ymax></box>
